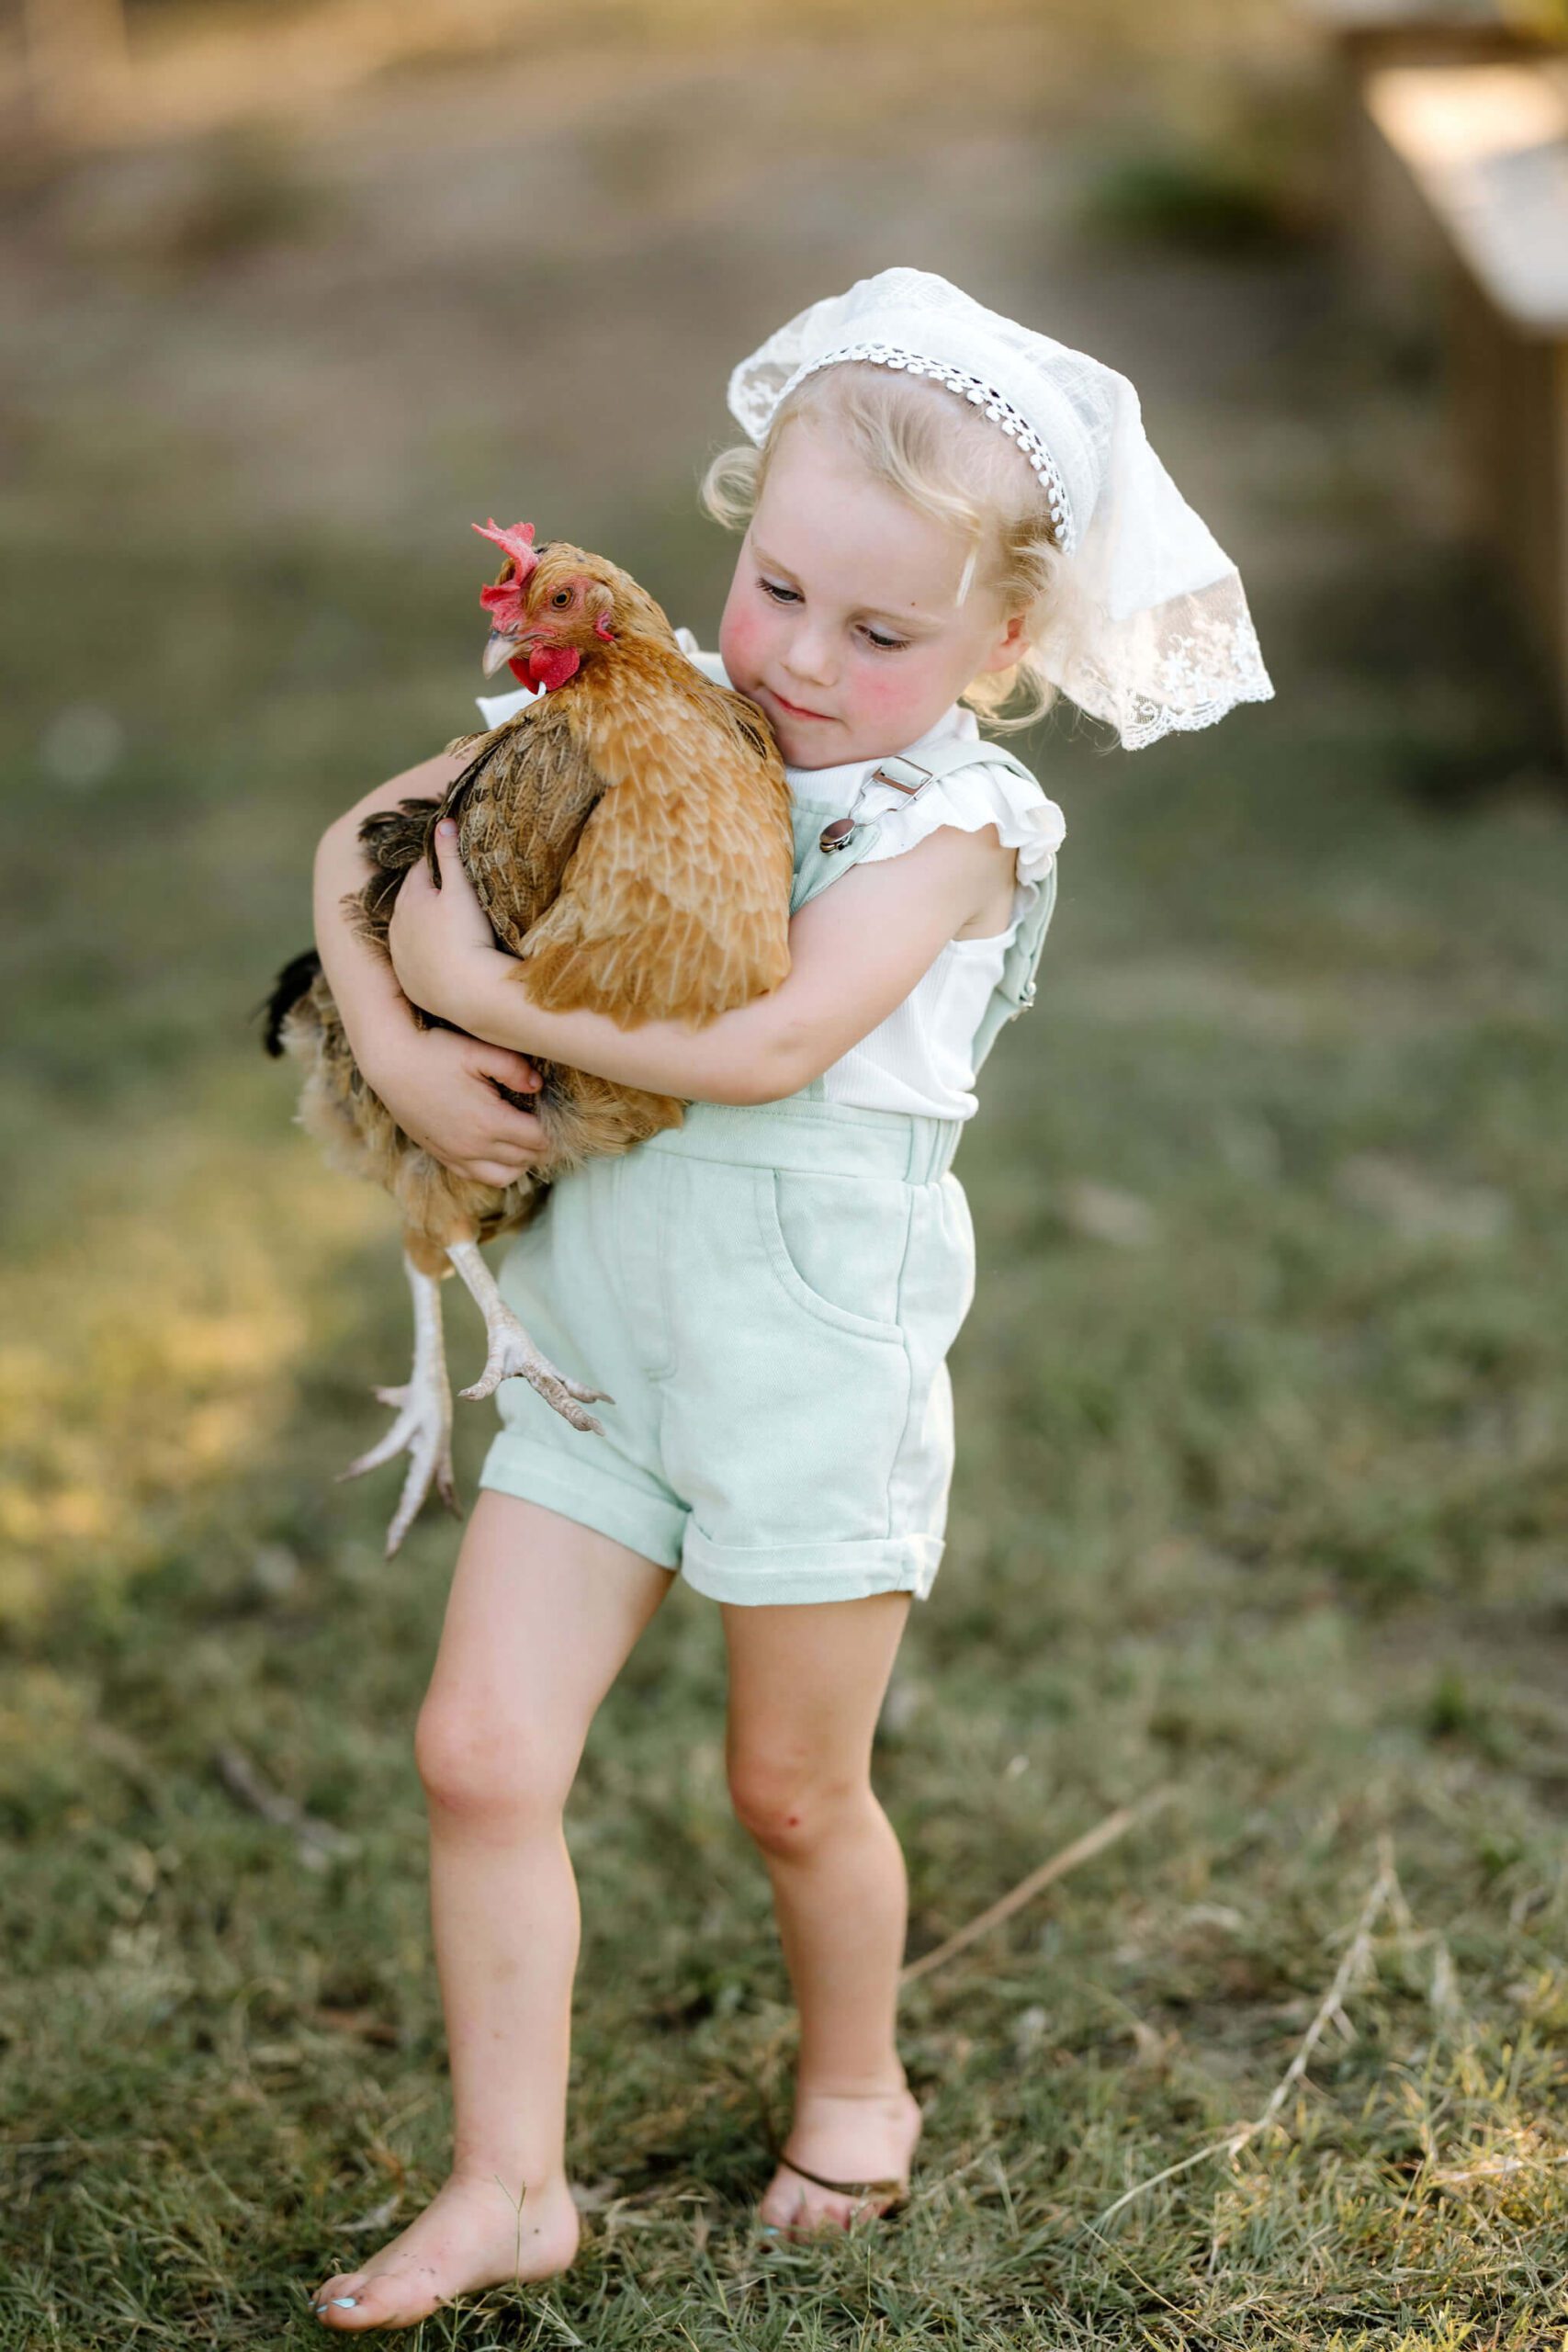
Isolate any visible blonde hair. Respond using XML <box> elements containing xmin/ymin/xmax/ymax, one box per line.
<box><xmin>697</xmin><ymin>358</ymin><xmax>1067</xmax><ymax>734</ymax></box>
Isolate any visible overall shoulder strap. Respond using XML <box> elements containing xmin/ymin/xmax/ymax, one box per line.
<box><xmin>787</xmin><ymin>734</ymin><xmax>1059</xmax><ymax>1095</ymax></box>
<box><xmin>873</xmin><ymin>736</ymin><xmax>1059</xmax><ymax>1078</ymax></box>
<box><xmin>868</xmin><ymin>737</ymin><xmax>1042</xmax><ymax>791</ymax></box>
<box><xmin>970</xmin><ymin>859</ymin><xmax>1058</xmax><ymax>1077</ymax></box>
<box><xmin>790</xmin><ymin>735</ymin><xmax>1042</xmax><ymax>913</ymax></box>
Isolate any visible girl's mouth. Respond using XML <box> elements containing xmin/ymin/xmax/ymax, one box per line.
<box><xmin>768</xmin><ymin>688</ymin><xmax>832</xmax><ymax>720</ymax></box>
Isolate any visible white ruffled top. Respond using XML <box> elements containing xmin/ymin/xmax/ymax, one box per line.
<box><xmin>475</xmin><ymin>630</ymin><xmax>1065</xmax><ymax>1121</ymax></box>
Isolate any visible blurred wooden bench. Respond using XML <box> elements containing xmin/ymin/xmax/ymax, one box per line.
<box><xmin>1298</xmin><ymin>3</ymin><xmax>1561</xmax><ymax>323</ymax></box>
<box><xmin>1363</xmin><ymin>52</ymin><xmax>1568</xmax><ymax>748</ymax></box>
<box><xmin>1298</xmin><ymin>5</ymin><xmax>1568</xmax><ymax>747</ymax></box>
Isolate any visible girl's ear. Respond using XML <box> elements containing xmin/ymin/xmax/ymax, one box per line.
<box><xmin>976</xmin><ymin>608</ymin><xmax>1032</xmax><ymax>676</ymax></box>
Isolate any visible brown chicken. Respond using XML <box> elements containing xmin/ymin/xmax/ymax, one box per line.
<box><xmin>264</xmin><ymin>522</ymin><xmax>793</xmax><ymax>1553</ymax></box>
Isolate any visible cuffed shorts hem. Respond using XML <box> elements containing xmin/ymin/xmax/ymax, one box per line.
<box><xmin>679</xmin><ymin>1528</ymin><xmax>944</xmax><ymax>1608</ymax></box>
<box><xmin>478</xmin><ymin>1434</ymin><xmax>685</xmax><ymax>1571</ymax></box>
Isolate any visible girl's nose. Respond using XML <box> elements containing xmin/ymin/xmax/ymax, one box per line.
<box><xmin>786</xmin><ymin>628</ymin><xmax>836</xmax><ymax>688</ymax></box>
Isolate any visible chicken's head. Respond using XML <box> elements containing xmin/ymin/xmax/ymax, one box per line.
<box><xmin>474</xmin><ymin>522</ymin><xmax>666</xmax><ymax>692</ymax></box>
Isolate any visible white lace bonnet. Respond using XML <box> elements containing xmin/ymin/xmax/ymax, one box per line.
<box><xmin>726</xmin><ymin>266</ymin><xmax>1274</xmax><ymax>750</ymax></box>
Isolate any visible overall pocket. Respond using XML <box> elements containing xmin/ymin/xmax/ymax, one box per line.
<box><xmin>752</xmin><ymin>1167</ymin><xmax>910</xmax><ymax>1343</ymax></box>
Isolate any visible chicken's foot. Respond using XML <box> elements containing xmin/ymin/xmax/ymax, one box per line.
<box><xmin>446</xmin><ymin>1238</ymin><xmax>612</xmax><ymax>1431</ymax></box>
<box><xmin>337</xmin><ymin>1250</ymin><xmax>459</xmax><ymax>1556</ymax></box>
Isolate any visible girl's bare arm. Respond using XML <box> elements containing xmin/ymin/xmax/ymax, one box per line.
<box><xmin>311</xmin><ymin>752</ymin><xmax>547</xmax><ymax>1185</ymax></box>
<box><xmin>388</xmin><ymin>816</ymin><xmax>1015</xmax><ymax>1107</ymax></box>
<box><xmin>311</xmin><ymin>750</ymin><xmax>465</xmax><ymax>1070</ymax></box>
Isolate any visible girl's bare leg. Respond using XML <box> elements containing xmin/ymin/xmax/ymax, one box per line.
<box><xmin>310</xmin><ymin>1491</ymin><xmax>676</xmax><ymax>2332</ymax></box>
<box><xmin>721</xmin><ymin>1591</ymin><xmax>924</xmax><ymax>2237</ymax></box>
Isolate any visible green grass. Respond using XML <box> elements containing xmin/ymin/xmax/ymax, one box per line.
<box><xmin>6</xmin><ymin>29</ymin><xmax>1568</xmax><ymax>2346</ymax></box>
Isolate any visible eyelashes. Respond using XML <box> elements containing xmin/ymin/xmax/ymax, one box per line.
<box><xmin>756</xmin><ymin>577</ymin><xmax>907</xmax><ymax>652</ymax></box>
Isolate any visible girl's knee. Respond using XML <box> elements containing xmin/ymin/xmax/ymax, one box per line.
<box><xmin>727</xmin><ymin>1754</ymin><xmax>871</xmax><ymax>1856</ymax></box>
<box><xmin>414</xmin><ymin>1693</ymin><xmax>576</xmax><ymax>1825</ymax></box>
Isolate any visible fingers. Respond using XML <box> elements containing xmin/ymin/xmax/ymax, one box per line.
<box><xmin>470</xmin><ymin>1042</ymin><xmax>544</xmax><ymax>1092</ymax></box>
<box><xmin>466</xmin><ymin>1158</ymin><xmax>536</xmax><ymax>1188</ymax></box>
<box><xmin>479</xmin><ymin>1089</ymin><xmax>547</xmax><ymax>1149</ymax></box>
<box><xmin>409</xmin><ymin>1128</ymin><xmax>537</xmax><ymax>1184</ymax></box>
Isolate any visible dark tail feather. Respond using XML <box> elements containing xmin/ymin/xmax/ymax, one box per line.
<box><xmin>255</xmin><ymin>948</ymin><xmax>321</xmax><ymax>1056</ymax></box>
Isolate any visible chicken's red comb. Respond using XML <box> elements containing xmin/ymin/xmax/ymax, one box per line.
<box><xmin>473</xmin><ymin>518</ymin><xmax>538</xmax><ymax>574</ymax></box>
<box><xmin>474</xmin><ymin>519</ymin><xmax>539</xmax><ymax>632</ymax></box>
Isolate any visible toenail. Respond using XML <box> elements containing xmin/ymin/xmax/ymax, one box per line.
<box><xmin>329</xmin><ymin>2298</ymin><xmax>358</xmax><ymax>2309</ymax></box>
<box><xmin>760</xmin><ymin>2224</ymin><xmax>780</xmax><ymax>2234</ymax></box>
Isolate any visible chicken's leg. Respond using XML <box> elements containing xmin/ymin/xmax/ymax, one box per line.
<box><xmin>445</xmin><ymin>1238</ymin><xmax>612</xmax><ymax>1432</ymax></box>
<box><xmin>338</xmin><ymin>1250</ymin><xmax>459</xmax><ymax>1556</ymax></box>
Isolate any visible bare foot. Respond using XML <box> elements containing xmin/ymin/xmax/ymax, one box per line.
<box><xmin>758</xmin><ymin>2083</ymin><xmax>923</xmax><ymax>2240</ymax></box>
<box><xmin>308</xmin><ymin>2168</ymin><xmax>581</xmax><ymax>2331</ymax></box>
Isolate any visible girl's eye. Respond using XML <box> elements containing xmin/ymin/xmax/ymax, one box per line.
<box><xmin>759</xmin><ymin>578</ymin><xmax>907</xmax><ymax>652</ymax></box>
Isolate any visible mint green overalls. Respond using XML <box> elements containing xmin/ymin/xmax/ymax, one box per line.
<box><xmin>477</xmin><ymin>736</ymin><xmax>1056</xmax><ymax>1606</ymax></box>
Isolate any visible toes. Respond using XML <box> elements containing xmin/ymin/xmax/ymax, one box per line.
<box><xmin>309</xmin><ymin>2273</ymin><xmax>368</xmax><ymax>2324</ymax></box>
<box><xmin>534</xmin><ymin>1374</ymin><xmax>605</xmax><ymax>1429</ymax></box>
<box><xmin>311</xmin><ymin>2278</ymin><xmax>407</xmax><ymax>2330</ymax></box>
<box><xmin>756</xmin><ymin>2184</ymin><xmax>800</xmax><ymax>2233</ymax></box>
<box><xmin>310</xmin><ymin>2271</ymin><xmax>366</xmax><ymax>2302</ymax></box>
<box><xmin>337</xmin><ymin>1437</ymin><xmax>400</xmax><ymax>1481</ymax></box>
<box><xmin>757</xmin><ymin>2170</ymin><xmax>855</xmax><ymax>2240</ymax></box>
<box><xmin>557</xmin><ymin>1400</ymin><xmax>605</xmax><ymax>1434</ymax></box>
<box><xmin>457</xmin><ymin>1327</ymin><xmax>612</xmax><ymax>1425</ymax></box>
<box><xmin>758</xmin><ymin>2153</ymin><xmax>903</xmax><ymax>2242</ymax></box>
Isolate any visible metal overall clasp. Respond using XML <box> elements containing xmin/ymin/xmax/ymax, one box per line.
<box><xmin>818</xmin><ymin>755</ymin><xmax>935</xmax><ymax>854</ymax></box>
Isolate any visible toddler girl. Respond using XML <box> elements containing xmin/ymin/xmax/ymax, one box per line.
<box><xmin>305</xmin><ymin>266</ymin><xmax>1271</xmax><ymax>2329</ymax></box>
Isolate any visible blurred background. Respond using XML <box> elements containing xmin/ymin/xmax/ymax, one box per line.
<box><xmin>4</xmin><ymin>2</ymin><xmax>1568</xmax><ymax>2342</ymax></box>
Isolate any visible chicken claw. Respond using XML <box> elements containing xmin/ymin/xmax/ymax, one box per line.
<box><xmin>336</xmin><ymin>1253</ymin><xmax>459</xmax><ymax>1555</ymax></box>
<box><xmin>446</xmin><ymin>1238</ymin><xmax>613</xmax><ymax>1432</ymax></box>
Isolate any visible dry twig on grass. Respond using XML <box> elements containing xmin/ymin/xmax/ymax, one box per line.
<box><xmin>1095</xmin><ymin>1834</ymin><xmax>1403</xmax><ymax>2228</ymax></box>
<box><xmin>212</xmin><ymin>1740</ymin><xmax>360</xmax><ymax>1870</ymax></box>
<box><xmin>899</xmin><ymin>1787</ymin><xmax>1177</xmax><ymax>1986</ymax></box>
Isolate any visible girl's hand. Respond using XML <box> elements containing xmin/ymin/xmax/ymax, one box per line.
<box><xmin>387</xmin><ymin>822</ymin><xmax>504</xmax><ymax>1026</ymax></box>
<box><xmin>365</xmin><ymin>1020</ymin><xmax>549</xmax><ymax>1189</ymax></box>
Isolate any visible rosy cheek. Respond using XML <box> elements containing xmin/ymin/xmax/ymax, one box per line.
<box><xmin>850</xmin><ymin>664</ymin><xmax>917</xmax><ymax>722</ymax></box>
<box><xmin>719</xmin><ymin>603</ymin><xmax>768</xmax><ymax>685</ymax></box>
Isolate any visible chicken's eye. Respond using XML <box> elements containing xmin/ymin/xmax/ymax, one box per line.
<box><xmin>549</xmin><ymin>587</ymin><xmax>574</xmax><ymax>609</ymax></box>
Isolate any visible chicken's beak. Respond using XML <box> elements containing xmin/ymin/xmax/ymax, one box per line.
<box><xmin>482</xmin><ymin>630</ymin><xmax>522</xmax><ymax>677</ymax></box>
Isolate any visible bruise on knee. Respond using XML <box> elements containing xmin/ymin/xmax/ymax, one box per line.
<box><xmin>728</xmin><ymin>1767</ymin><xmax>868</xmax><ymax>1854</ymax></box>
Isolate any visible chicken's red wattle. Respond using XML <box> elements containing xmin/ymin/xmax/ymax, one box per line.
<box><xmin>513</xmin><ymin>644</ymin><xmax>582</xmax><ymax>692</ymax></box>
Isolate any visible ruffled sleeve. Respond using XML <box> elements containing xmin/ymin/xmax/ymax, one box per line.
<box><xmin>855</xmin><ymin>756</ymin><xmax>1066</xmax><ymax>895</ymax></box>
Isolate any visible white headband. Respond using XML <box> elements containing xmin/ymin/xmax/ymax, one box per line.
<box><xmin>727</xmin><ymin>266</ymin><xmax>1274</xmax><ymax>750</ymax></box>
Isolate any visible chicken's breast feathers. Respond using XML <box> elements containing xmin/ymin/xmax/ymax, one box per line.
<box><xmin>511</xmin><ymin>663</ymin><xmax>795</xmax><ymax>1027</ymax></box>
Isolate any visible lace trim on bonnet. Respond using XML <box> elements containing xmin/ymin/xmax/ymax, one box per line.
<box><xmin>724</xmin><ymin>266</ymin><xmax>1276</xmax><ymax>752</ymax></box>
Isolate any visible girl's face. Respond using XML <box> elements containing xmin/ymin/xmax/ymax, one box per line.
<box><xmin>717</xmin><ymin>418</ymin><xmax>1031</xmax><ymax>771</ymax></box>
